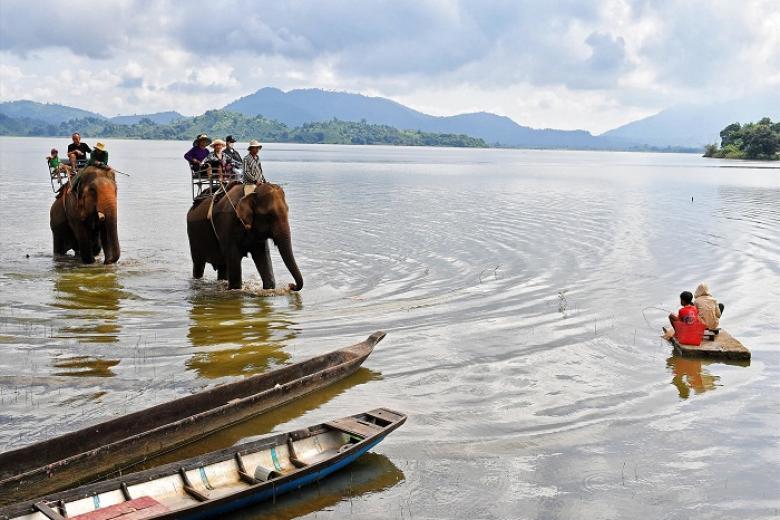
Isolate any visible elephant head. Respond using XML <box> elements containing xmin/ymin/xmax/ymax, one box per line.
<box><xmin>77</xmin><ymin>167</ymin><xmax>120</xmax><ymax>264</ymax></box>
<box><xmin>236</xmin><ymin>183</ymin><xmax>303</xmax><ymax>291</ymax></box>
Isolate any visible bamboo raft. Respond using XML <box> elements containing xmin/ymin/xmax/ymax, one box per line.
<box><xmin>0</xmin><ymin>332</ymin><xmax>386</xmax><ymax>503</ymax></box>
<box><xmin>0</xmin><ymin>408</ymin><xmax>406</xmax><ymax>520</ymax></box>
<box><xmin>666</xmin><ymin>329</ymin><xmax>750</xmax><ymax>360</ymax></box>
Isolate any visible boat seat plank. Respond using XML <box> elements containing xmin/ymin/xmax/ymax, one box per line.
<box><xmin>69</xmin><ymin>497</ymin><xmax>168</xmax><ymax>520</ymax></box>
<box><xmin>233</xmin><ymin>453</ymin><xmax>259</xmax><ymax>485</ymax></box>
<box><xmin>326</xmin><ymin>417</ymin><xmax>384</xmax><ymax>439</ymax></box>
<box><xmin>178</xmin><ymin>469</ymin><xmax>209</xmax><ymax>502</ymax></box>
<box><xmin>32</xmin><ymin>502</ymin><xmax>65</xmax><ymax>520</ymax></box>
<box><xmin>286</xmin><ymin>436</ymin><xmax>308</xmax><ymax>469</ymax></box>
<box><xmin>366</xmin><ymin>409</ymin><xmax>405</xmax><ymax>423</ymax></box>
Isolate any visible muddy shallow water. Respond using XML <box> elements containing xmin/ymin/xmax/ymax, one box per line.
<box><xmin>0</xmin><ymin>137</ymin><xmax>778</xmax><ymax>519</ymax></box>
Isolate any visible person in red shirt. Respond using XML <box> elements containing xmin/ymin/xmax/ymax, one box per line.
<box><xmin>666</xmin><ymin>291</ymin><xmax>706</xmax><ymax>345</ymax></box>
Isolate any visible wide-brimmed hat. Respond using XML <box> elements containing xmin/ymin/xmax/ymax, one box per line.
<box><xmin>94</xmin><ymin>142</ymin><xmax>106</xmax><ymax>151</ymax></box>
<box><xmin>193</xmin><ymin>133</ymin><xmax>211</xmax><ymax>146</ymax></box>
<box><xmin>225</xmin><ymin>135</ymin><xmax>237</xmax><ymax>143</ymax></box>
<box><xmin>210</xmin><ymin>139</ymin><xmax>226</xmax><ymax>147</ymax></box>
<box><xmin>246</xmin><ymin>139</ymin><xmax>263</xmax><ymax>150</ymax></box>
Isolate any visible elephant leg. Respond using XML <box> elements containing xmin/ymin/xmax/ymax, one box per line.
<box><xmin>217</xmin><ymin>264</ymin><xmax>227</xmax><ymax>280</ymax></box>
<box><xmin>227</xmin><ymin>247</ymin><xmax>243</xmax><ymax>290</ymax></box>
<box><xmin>193</xmin><ymin>259</ymin><xmax>206</xmax><ymax>278</ymax></box>
<box><xmin>79</xmin><ymin>242</ymin><xmax>95</xmax><ymax>264</ymax></box>
<box><xmin>53</xmin><ymin>232</ymin><xmax>69</xmax><ymax>255</ymax></box>
<box><xmin>252</xmin><ymin>240</ymin><xmax>276</xmax><ymax>289</ymax></box>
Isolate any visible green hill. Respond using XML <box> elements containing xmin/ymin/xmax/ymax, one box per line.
<box><xmin>0</xmin><ymin>109</ymin><xmax>487</xmax><ymax>148</ymax></box>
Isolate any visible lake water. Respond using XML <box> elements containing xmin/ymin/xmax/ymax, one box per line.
<box><xmin>0</xmin><ymin>137</ymin><xmax>778</xmax><ymax>519</ymax></box>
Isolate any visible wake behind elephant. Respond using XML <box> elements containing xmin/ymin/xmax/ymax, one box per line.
<box><xmin>50</xmin><ymin>166</ymin><xmax>120</xmax><ymax>264</ymax></box>
<box><xmin>186</xmin><ymin>183</ymin><xmax>303</xmax><ymax>291</ymax></box>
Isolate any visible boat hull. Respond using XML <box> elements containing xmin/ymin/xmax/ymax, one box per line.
<box><xmin>0</xmin><ymin>332</ymin><xmax>385</xmax><ymax>504</ymax></box>
<box><xmin>0</xmin><ymin>408</ymin><xmax>406</xmax><ymax>520</ymax></box>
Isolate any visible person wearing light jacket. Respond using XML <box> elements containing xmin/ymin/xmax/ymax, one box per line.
<box><xmin>694</xmin><ymin>283</ymin><xmax>723</xmax><ymax>330</ymax></box>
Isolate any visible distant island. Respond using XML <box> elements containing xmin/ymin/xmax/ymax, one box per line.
<box><xmin>0</xmin><ymin>109</ymin><xmax>487</xmax><ymax>148</ymax></box>
<box><xmin>703</xmin><ymin>117</ymin><xmax>780</xmax><ymax>160</ymax></box>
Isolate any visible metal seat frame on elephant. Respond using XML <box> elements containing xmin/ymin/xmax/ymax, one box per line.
<box><xmin>191</xmin><ymin>164</ymin><xmax>241</xmax><ymax>200</ymax></box>
<box><xmin>48</xmin><ymin>159</ymin><xmax>87</xmax><ymax>193</ymax></box>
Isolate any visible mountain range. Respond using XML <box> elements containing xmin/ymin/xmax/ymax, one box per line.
<box><xmin>0</xmin><ymin>101</ymin><xmax>184</xmax><ymax>126</ymax></box>
<box><xmin>1</xmin><ymin>89</ymin><xmax>776</xmax><ymax>150</ymax></box>
<box><xmin>224</xmin><ymin>88</ymin><xmax>611</xmax><ymax>149</ymax></box>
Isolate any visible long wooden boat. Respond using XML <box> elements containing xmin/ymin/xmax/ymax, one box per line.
<box><xmin>664</xmin><ymin>328</ymin><xmax>750</xmax><ymax>360</ymax></box>
<box><xmin>0</xmin><ymin>332</ymin><xmax>386</xmax><ymax>504</ymax></box>
<box><xmin>0</xmin><ymin>408</ymin><xmax>406</xmax><ymax>520</ymax></box>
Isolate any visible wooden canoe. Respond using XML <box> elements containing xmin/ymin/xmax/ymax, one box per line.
<box><xmin>0</xmin><ymin>332</ymin><xmax>386</xmax><ymax>504</ymax></box>
<box><xmin>0</xmin><ymin>408</ymin><xmax>406</xmax><ymax>520</ymax></box>
<box><xmin>666</xmin><ymin>328</ymin><xmax>750</xmax><ymax>360</ymax></box>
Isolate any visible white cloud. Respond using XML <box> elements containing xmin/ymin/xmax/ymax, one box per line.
<box><xmin>0</xmin><ymin>0</ymin><xmax>777</xmax><ymax>131</ymax></box>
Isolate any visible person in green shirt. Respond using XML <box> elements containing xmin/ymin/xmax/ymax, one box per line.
<box><xmin>73</xmin><ymin>142</ymin><xmax>109</xmax><ymax>194</ymax></box>
<box><xmin>88</xmin><ymin>142</ymin><xmax>109</xmax><ymax>167</ymax></box>
<box><xmin>47</xmin><ymin>148</ymin><xmax>60</xmax><ymax>169</ymax></box>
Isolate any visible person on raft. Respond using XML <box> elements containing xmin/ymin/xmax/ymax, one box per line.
<box><xmin>694</xmin><ymin>283</ymin><xmax>724</xmax><ymax>331</ymax></box>
<box><xmin>184</xmin><ymin>134</ymin><xmax>211</xmax><ymax>172</ymax></box>
<box><xmin>668</xmin><ymin>291</ymin><xmax>698</xmax><ymax>329</ymax></box>
<box><xmin>67</xmin><ymin>132</ymin><xmax>91</xmax><ymax>171</ymax></box>
<box><xmin>664</xmin><ymin>291</ymin><xmax>706</xmax><ymax>344</ymax></box>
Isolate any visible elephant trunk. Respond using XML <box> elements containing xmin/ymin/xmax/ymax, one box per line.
<box><xmin>276</xmin><ymin>232</ymin><xmax>303</xmax><ymax>291</ymax></box>
<box><xmin>98</xmin><ymin>202</ymin><xmax>120</xmax><ymax>264</ymax></box>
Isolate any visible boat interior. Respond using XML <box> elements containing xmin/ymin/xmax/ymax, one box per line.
<box><xmin>3</xmin><ymin>410</ymin><xmax>401</xmax><ymax>520</ymax></box>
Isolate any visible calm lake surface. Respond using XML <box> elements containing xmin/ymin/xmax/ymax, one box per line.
<box><xmin>0</xmin><ymin>137</ymin><xmax>778</xmax><ymax>519</ymax></box>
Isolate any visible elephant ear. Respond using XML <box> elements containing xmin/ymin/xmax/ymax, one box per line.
<box><xmin>236</xmin><ymin>194</ymin><xmax>254</xmax><ymax>230</ymax></box>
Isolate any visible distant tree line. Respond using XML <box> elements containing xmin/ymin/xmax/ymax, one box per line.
<box><xmin>704</xmin><ymin>117</ymin><xmax>780</xmax><ymax>160</ymax></box>
<box><xmin>0</xmin><ymin>110</ymin><xmax>488</xmax><ymax>148</ymax></box>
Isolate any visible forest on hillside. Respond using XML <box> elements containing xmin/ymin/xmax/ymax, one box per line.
<box><xmin>0</xmin><ymin>110</ymin><xmax>488</xmax><ymax>148</ymax></box>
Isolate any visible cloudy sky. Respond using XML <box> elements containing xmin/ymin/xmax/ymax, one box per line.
<box><xmin>0</xmin><ymin>0</ymin><xmax>777</xmax><ymax>133</ymax></box>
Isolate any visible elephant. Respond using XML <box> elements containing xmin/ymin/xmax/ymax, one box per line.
<box><xmin>186</xmin><ymin>183</ymin><xmax>303</xmax><ymax>291</ymax></box>
<box><xmin>50</xmin><ymin>166</ymin><xmax>120</xmax><ymax>264</ymax></box>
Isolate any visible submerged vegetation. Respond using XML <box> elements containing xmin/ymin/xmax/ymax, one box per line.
<box><xmin>703</xmin><ymin>117</ymin><xmax>780</xmax><ymax>160</ymax></box>
<box><xmin>0</xmin><ymin>110</ymin><xmax>487</xmax><ymax>148</ymax></box>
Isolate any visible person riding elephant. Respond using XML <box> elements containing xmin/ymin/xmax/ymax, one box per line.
<box><xmin>50</xmin><ymin>165</ymin><xmax>120</xmax><ymax>264</ymax></box>
<box><xmin>186</xmin><ymin>183</ymin><xmax>302</xmax><ymax>291</ymax></box>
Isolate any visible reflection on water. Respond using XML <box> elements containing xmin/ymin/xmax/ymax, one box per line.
<box><xmin>53</xmin><ymin>355</ymin><xmax>120</xmax><ymax>377</ymax></box>
<box><xmin>135</xmin><ymin>368</ymin><xmax>380</xmax><ymax>469</ymax></box>
<box><xmin>186</xmin><ymin>293</ymin><xmax>297</xmax><ymax>379</ymax></box>
<box><xmin>51</xmin><ymin>266</ymin><xmax>123</xmax><ymax>344</ymax></box>
<box><xmin>667</xmin><ymin>355</ymin><xmax>751</xmax><ymax>399</ymax></box>
<box><xmin>230</xmin><ymin>453</ymin><xmax>405</xmax><ymax>520</ymax></box>
<box><xmin>667</xmin><ymin>356</ymin><xmax>720</xmax><ymax>399</ymax></box>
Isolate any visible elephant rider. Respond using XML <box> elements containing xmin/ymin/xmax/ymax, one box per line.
<box><xmin>224</xmin><ymin>135</ymin><xmax>243</xmax><ymax>175</ymax></box>
<box><xmin>72</xmin><ymin>142</ymin><xmax>108</xmax><ymax>195</ymax></box>
<box><xmin>88</xmin><ymin>142</ymin><xmax>109</xmax><ymax>167</ymax></box>
<box><xmin>242</xmin><ymin>140</ymin><xmax>266</xmax><ymax>184</ymax></box>
<box><xmin>47</xmin><ymin>148</ymin><xmax>71</xmax><ymax>175</ymax></box>
<box><xmin>184</xmin><ymin>134</ymin><xmax>211</xmax><ymax>173</ymax></box>
<box><xmin>67</xmin><ymin>132</ymin><xmax>91</xmax><ymax>172</ymax></box>
<box><xmin>202</xmin><ymin>139</ymin><xmax>237</xmax><ymax>179</ymax></box>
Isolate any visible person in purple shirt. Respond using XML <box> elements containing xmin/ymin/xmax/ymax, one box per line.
<box><xmin>184</xmin><ymin>134</ymin><xmax>211</xmax><ymax>170</ymax></box>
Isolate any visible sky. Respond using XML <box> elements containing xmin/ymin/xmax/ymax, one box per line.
<box><xmin>0</xmin><ymin>0</ymin><xmax>778</xmax><ymax>134</ymax></box>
